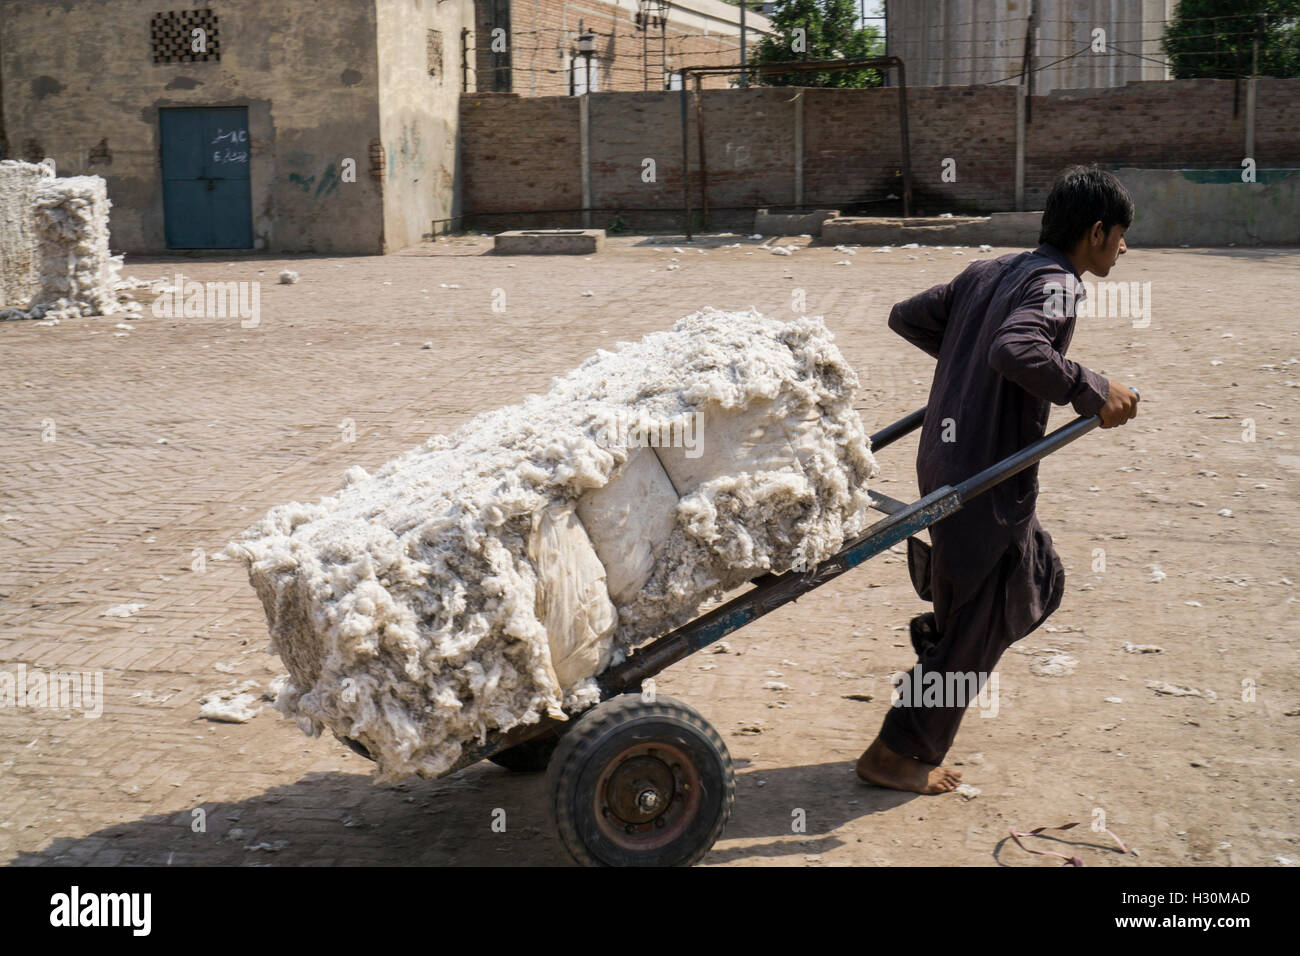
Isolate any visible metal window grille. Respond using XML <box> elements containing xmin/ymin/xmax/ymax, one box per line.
<box><xmin>151</xmin><ymin>10</ymin><xmax>220</xmax><ymax>64</ymax></box>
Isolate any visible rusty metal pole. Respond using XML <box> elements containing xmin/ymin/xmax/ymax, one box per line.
<box><xmin>894</xmin><ymin>57</ymin><xmax>913</xmax><ymax>218</ymax></box>
<box><xmin>681</xmin><ymin>73</ymin><xmax>692</xmax><ymax>239</ymax></box>
<box><xmin>695</xmin><ymin>73</ymin><xmax>709</xmax><ymax>231</ymax></box>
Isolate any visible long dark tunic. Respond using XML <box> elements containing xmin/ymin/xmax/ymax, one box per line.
<box><xmin>877</xmin><ymin>243</ymin><xmax>1110</xmax><ymax>764</ymax></box>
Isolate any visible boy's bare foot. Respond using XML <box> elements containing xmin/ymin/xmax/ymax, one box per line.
<box><xmin>856</xmin><ymin>737</ymin><xmax>962</xmax><ymax>794</ymax></box>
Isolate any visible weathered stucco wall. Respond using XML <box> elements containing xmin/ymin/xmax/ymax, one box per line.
<box><xmin>375</xmin><ymin>0</ymin><xmax>474</xmax><ymax>250</ymax></box>
<box><xmin>0</xmin><ymin>0</ymin><xmax>385</xmax><ymax>253</ymax></box>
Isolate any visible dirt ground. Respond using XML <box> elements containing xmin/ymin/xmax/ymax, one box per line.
<box><xmin>1</xmin><ymin>234</ymin><xmax>1297</xmax><ymax>867</ymax></box>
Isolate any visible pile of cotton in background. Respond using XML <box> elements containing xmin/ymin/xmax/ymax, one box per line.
<box><xmin>0</xmin><ymin>159</ymin><xmax>133</xmax><ymax>322</ymax></box>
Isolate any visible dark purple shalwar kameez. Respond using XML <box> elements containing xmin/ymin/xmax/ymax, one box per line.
<box><xmin>878</xmin><ymin>244</ymin><xmax>1110</xmax><ymax>766</ymax></box>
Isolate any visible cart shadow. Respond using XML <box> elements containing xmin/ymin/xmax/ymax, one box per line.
<box><xmin>11</xmin><ymin>759</ymin><xmax>917</xmax><ymax>868</ymax></box>
<box><xmin>9</xmin><ymin>763</ymin><xmax>575</xmax><ymax>867</ymax></box>
<box><xmin>701</xmin><ymin>760</ymin><xmax>916</xmax><ymax>865</ymax></box>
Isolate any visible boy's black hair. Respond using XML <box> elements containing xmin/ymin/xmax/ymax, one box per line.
<box><xmin>1038</xmin><ymin>165</ymin><xmax>1134</xmax><ymax>250</ymax></box>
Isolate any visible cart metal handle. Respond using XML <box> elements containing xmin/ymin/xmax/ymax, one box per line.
<box><xmin>961</xmin><ymin>386</ymin><xmax>1138</xmax><ymax>500</ymax></box>
<box><xmin>854</xmin><ymin>390</ymin><xmax>1139</xmax><ymax>565</ymax></box>
<box><xmin>869</xmin><ymin>406</ymin><xmax>926</xmax><ymax>452</ymax></box>
<box><xmin>596</xmin><ymin>389</ymin><xmax>1138</xmax><ymax>697</ymax></box>
<box><xmin>868</xmin><ymin>386</ymin><xmax>1138</xmax><ymax>458</ymax></box>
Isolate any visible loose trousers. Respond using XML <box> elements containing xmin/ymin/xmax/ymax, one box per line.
<box><xmin>878</xmin><ymin>516</ymin><xmax>1066</xmax><ymax>765</ymax></box>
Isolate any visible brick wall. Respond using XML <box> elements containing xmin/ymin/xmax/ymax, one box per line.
<box><xmin>461</xmin><ymin>78</ymin><xmax>1300</xmax><ymax>231</ymax></box>
<box><xmin>585</xmin><ymin>89</ymin><xmax>800</xmax><ymax>230</ymax></box>
<box><xmin>475</xmin><ymin>0</ymin><xmax>763</xmax><ymax>96</ymax></box>
<box><xmin>459</xmin><ymin>93</ymin><xmax>582</xmax><ymax>228</ymax></box>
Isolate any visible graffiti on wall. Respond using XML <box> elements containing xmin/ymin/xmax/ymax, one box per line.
<box><xmin>288</xmin><ymin>162</ymin><xmax>340</xmax><ymax>198</ymax></box>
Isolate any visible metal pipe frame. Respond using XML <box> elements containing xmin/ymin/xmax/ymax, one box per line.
<box><xmin>678</xmin><ymin>56</ymin><xmax>912</xmax><ymax>239</ymax></box>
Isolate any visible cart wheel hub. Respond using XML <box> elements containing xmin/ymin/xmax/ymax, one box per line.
<box><xmin>595</xmin><ymin>742</ymin><xmax>704</xmax><ymax>851</ymax></box>
<box><xmin>605</xmin><ymin>755</ymin><xmax>675</xmax><ymax>825</ymax></box>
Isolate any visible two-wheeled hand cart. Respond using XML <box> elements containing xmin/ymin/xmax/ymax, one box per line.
<box><xmin>340</xmin><ymin>403</ymin><xmax>1116</xmax><ymax>866</ymax></box>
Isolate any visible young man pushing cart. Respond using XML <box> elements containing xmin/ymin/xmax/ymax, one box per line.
<box><xmin>857</xmin><ymin>165</ymin><xmax>1141</xmax><ymax>794</ymax></box>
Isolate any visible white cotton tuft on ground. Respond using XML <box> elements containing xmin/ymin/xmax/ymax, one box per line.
<box><xmin>278</xmin><ymin>269</ymin><xmax>300</xmax><ymax>284</ymax></box>
<box><xmin>101</xmin><ymin>602</ymin><xmax>145</xmax><ymax>618</ymax></box>
<box><xmin>199</xmin><ymin>689</ymin><xmax>262</xmax><ymax>723</ymax></box>
<box><xmin>0</xmin><ymin>160</ymin><xmax>123</xmax><ymax>321</ymax></box>
<box><xmin>262</xmin><ymin>673</ymin><xmax>290</xmax><ymax>702</ymax></box>
<box><xmin>231</xmin><ymin>307</ymin><xmax>878</xmax><ymax>780</ymax></box>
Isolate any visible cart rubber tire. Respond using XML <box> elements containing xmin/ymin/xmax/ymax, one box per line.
<box><xmin>547</xmin><ymin>694</ymin><xmax>734</xmax><ymax>867</ymax></box>
<box><xmin>488</xmin><ymin>728</ymin><xmax>562</xmax><ymax>773</ymax></box>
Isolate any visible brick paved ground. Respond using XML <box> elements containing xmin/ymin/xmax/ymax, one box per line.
<box><xmin>2</xmin><ymin>236</ymin><xmax>1297</xmax><ymax>866</ymax></box>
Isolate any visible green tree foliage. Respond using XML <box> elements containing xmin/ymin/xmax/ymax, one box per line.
<box><xmin>1162</xmin><ymin>0</ymin><xmax>1300</xmax><ymax>78</ymax></box>
<box><xmin>747</xmin><ymin>0</ymin><xmax>886</xmax><ymax>87</ymax></box>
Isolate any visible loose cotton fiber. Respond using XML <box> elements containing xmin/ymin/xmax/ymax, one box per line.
<box><xmin>232</xmin><ymin>308</ymin><xmax>877</xmax><ymax>779</ymax></box>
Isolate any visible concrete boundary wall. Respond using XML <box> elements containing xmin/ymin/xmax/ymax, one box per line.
<box><xmin>1119</xmin><ymin>168</ymin><xmax>1300</xmax><ymax>246</ymax></box>
<box><xmin>822</xmin><ymin>212</ymin><xmax>1042</xmax><ymax>247</ymax></box>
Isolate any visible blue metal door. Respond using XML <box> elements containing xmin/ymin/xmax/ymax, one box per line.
<box><xmin>160</xmin><ymin>107</ymin><xmax>252</xmax><ymax>249</ymax></box>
